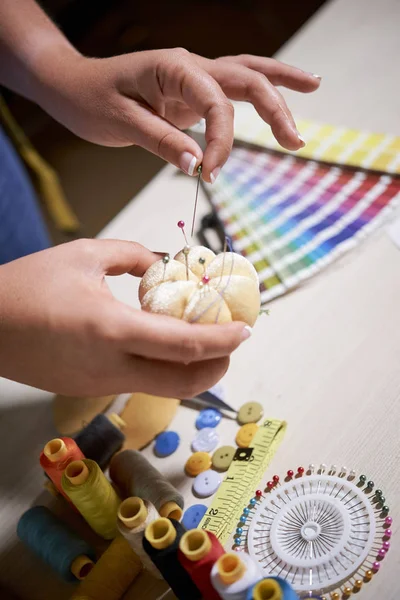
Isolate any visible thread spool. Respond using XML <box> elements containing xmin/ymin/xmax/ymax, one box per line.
<box><xmin>70</xmin><ymin>535</ymin><xmax>142</xmax><ymax>600</ymax></box>
<box><xmin>74</xmin><ymin>414</ymin><xmax>125</xmax><ymax>470</ymax></box>
<box><xmin>143</xmin><ymin>518</ymin><xmax>201</xmax><ymax>599</ymax></box>
<box><xmin>246</xmin><ymin>577</ymin><xmax>298</xmax><ymax>600</ymax></box>
<box><xmin>62</xmin><ymin>459</ymin><xmax>121</xmax><ymax>539</ymax></box>
<box><xmin>117</xmin><ymin>496</ymin><xmax>162</xmax><ymax>578</ymax></box>
<box><xmin>109</xmin><ymin>449</ymin><xmax>184</xmax><ymax>520</ymax></box>
<box><xmin>211</xmin><ymin>552</ymin><xmax>262</xmax><ymax>600</ymax></box>
<box><xmin>178</xmin><ymin>529</ymin><xmax>225</xmax><ymax>600</ymax></box>
<box><xmin>17</xmin><ymin>506</ymin><xmax>95</xmax><ymax>582</ymax></box>
<box><xmin>40</xmin><ymin>437</ymin><xmax>84</xmax><ymax>500</ymax></box>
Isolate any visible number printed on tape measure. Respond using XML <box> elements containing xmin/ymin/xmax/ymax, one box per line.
<box><xmin>199</xmin><ymin>418</ymin><xmax>286</xmax><ymax>544</ymax></box>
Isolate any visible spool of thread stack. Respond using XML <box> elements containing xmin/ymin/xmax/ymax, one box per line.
<box><xmin>70</xmin><ymin>535</ymin><xmax>142</xmax><ymax>600</ymax></box>
<box><xmin>246</xmin><ymin>577</ymin><xmax>299</xmax><ymax>600</ymax></box>
<box><xmin>178</xmin><ymin>529</ymin><xmax>225</xmax><ymax>600</ymax></box>
<box><xmin>142</xmin><ymin>518</ymin><xmax>201</xmax><ymax>600</ymax></box>
<box><xmin>211</xmin><ymin>552</ymin><xmax>262</xmax><ymax>600</ymax></box>
<box><xmin>62</xmin><ymin>459</ymin><xmax>121</xmax><ymax>539</ymax></box>
<box><xmin>110</xmin><ymin>449</ymin><xmax>184</xmax><ymax>520</ymax></box>
<box><xmin>117</xmin><ymin>496</ymin><xmax>162</xmax><ymax>579</ymax></box>
<box><xmin>74</xmin><ymin>414</ymin><xmax>125</xmax><ymax>470</ymax></box>
<box><xmin>17</xmin><ymin>506</ymin><xmax>96</xmax><ymax>582</ymax></box>
<box><xmin>40</xmin><ymin>437</ymin><xmax>84</xmax><ymax>500</ymax></box>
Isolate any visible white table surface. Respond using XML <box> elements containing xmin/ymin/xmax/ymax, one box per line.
<box><xmin>1</xmin><ymin>0</ymin><xmax>400</xmax><ymax>598</ymax></box>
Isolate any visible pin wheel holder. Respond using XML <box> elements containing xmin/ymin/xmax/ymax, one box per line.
<box><xmin>232</xmin><ymin>464</ymin><xmax>392</xmax><ymax>599</ymax></box>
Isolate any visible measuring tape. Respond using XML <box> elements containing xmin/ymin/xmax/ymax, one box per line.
<box><xmin>199</xmin><ymin>418</ymin><xmax>286</xmax><ymax>545</ymax></box>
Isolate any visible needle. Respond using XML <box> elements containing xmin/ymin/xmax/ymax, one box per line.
<box><xmin>191</xmin><ymin>165</ymin><xmax>202</xmax><ymax>238</ymax></box>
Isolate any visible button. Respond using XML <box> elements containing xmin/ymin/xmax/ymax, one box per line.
<box><xmin>193</xmin><ymin>469</ymin><xmax>221</xmax><ymax>498</ymax></box>
<box><xmin>196</xmin><ymin>408</ymin><xmax>222</xmax><ymax>429</ymax></box>
<box><xmin>238</xmin><ymin>401</ymin><xmax>263</xmax><ymax>424</ymax></box>
<box><xmin>182</xmin><ymin>504</ymin><xmax>208</xmax><ymax>529</ymax></box>
<box><xmin>154</xmin><ymin>431</ymin><xmax>180</xmax><ymax>457</ymax></box>
<box><xmin>212</xmin><ymin>445</ymin><xmax>236</xmax><ymax>471</ymax></box>
<box><xmin>236</xmin><ymin>423</ymin><xmax>258</xmax><ymax>448</ymax></box>
<box><xmin>185</xmin><ymin>452</ymin><xmax>212</xmax><ymax>476</ymax></box>
<box><xmin>192</xmin><ymin>428</ymin><xmax>220</xmax><ymax>453</ymax></box>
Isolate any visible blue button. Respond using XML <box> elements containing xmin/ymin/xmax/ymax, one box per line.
<box><xmin>181</xmin><ymin>504</ymin><xmax>208</xmax><ymax>529</ymax></box>
<box><xmin>154</xmin><ymin>431</ymin><xmax>180</xmax><ymax>457</ymax></box>
<box><xmin>196</xmin><ymin>408</ymin><xmax>222</xmax><ymax>429</ymax></box>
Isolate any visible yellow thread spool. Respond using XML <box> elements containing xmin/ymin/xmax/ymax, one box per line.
<box><xmin>62</xmin><ymin>459</ymin><xmax>121</xmax><ymax>540</ymax></box>
<box><xmin>252</xmin><ymin>579</ymin><xmax>283</xmax><ymax>600</ymax></box>
<box><xmin>159</xmin><ymin>501</ymin><xmax>183</xmax><ymax>520</ymax></box>
<box><xmin>216</xmin><ymin>553</ymin><xmax>246</xmax><ymax>584</ymax></box>
<box><xmin>70</xmin><ymin>536</ymin><xmax>142</xmax><ymax>600</ymax></box>
<box><xmin>145</xmin><ymin>517</ymin><xmax>177</xmax><ymax>550</ymax></box>
<box><xmin>44</xmin><ymin>438</ymin><xmax>68</xmax><ymax>462</ymax></box>
<box><xmin>179</xmin><ymin>529</ymin><xmax>212</xmax><ymax>562</ymax></box>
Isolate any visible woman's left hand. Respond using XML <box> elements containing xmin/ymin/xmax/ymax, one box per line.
<box><xmin>35</xmin><ymin>48</ymin><xmax>320</xmax><ymax>182</ymax></box>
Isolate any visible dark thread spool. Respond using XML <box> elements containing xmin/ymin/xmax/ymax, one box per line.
<box><xmin>74</xmin><ymin>414</ymin><xmax>125</xmax><ymax>470</ymax></box>
<box><xmin>109</xmin><ymin>449</ymin><xmax>184</xmax><ymax>519</ymax></box>
<box><xmin>178</xmin><ymin>529</ymin><xmax>224</xmax><ymax>600</ymax></box>
<box><xmin>40</xmin><ymin>437</ymin><xmax>84</xmax><ymax>503</ymax></box>
<box><xmin>142</xmin><ymin>518</ymin><xmax>201</xmax><ymax>600</ymax></box>
<box><xmin>17</xmin><ymin>506</ymin><xmax>96</xmax><ymax>582</ymax></box>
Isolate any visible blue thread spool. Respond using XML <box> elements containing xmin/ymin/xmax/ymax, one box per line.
<box><xmin>246</xmin><ymin>576</ymin><xmax>299</xmax><ymax>599</ymax></box>
<box><xmin>17</xmin><ymin>506</ymin><xmax>96</xmax><ymax>582</ymax></box>
<box><xmin>74</xmin><ymin>414</ymin><xmax>125</xmax><ymax>470</ymax></box>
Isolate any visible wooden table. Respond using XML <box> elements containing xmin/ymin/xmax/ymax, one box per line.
<box><xmin>1</xmin><ymin>0</ymin><xmax>399</xmax><ymax>598</ymax></box>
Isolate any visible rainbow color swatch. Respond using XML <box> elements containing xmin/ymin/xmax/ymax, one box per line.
<box><xmin>207</xmin><ymin>146</ymin><xmax>400</xmax><ymax>304</ymax></box>
<box><xmin>191</xmin><ymin>105</ymin><xmax>400</xmax><ymax>174</ymax></box>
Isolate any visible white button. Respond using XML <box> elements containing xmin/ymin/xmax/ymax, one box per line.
<box><xmin>192</xmin><ymin>427</ymin><xmax>220</xmax><ymax>452</ymax></box>
<box><xmin>193</xmin><ymin>469</ymin><xmax>221</xmax><ymax>498</ymax></box>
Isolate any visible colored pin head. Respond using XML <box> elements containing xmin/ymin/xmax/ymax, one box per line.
<box><xmin>177</xmin><ymin>220</ymin><xmax>189</xmax><ymax>246</ymax></box>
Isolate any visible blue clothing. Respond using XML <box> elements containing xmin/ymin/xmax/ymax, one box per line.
<box><xmin>0</xmin><ymin>126</ymin><xmax>50</xmax><ymax>265</ymax></box>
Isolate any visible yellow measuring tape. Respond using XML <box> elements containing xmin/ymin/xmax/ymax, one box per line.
<box><xmin>199</xmin><ymin>418</ymin><xmax>286</xmax><ymax>545</ymax></box>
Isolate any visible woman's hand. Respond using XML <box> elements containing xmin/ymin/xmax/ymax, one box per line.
<box><xmin>0</xmin><ymin>240</ymin><xmax>250</xmax><ymax>397</ymax></box>
<box><xmin>35</xmin><ymin>49</ymin><xmax>320</xmax><ymax>183</ymax></box>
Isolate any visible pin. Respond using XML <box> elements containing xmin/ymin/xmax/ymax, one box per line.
<box><xmin>191</xmin><ymin>165</ymin><xmax>202</xmax><ymax>238</ymax></box>
<box><xmin>177</xmin><ymin>221</ymin><xmax>190</xmax><ymax>280</ymax></box>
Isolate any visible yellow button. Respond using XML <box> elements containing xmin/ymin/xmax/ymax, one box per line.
<box><xmin>185</xmin><ymin>452</ymin><xmax>212</xmax><ymax>477</ymax></box>
<box><xmin>236</xmin><ymin>423</ymin><xmax>258</xmax><ymax>448</ymax></box>
<box><xmin>238</xmin><ymin>401</ymin><xmax>263</xmax><ymax>425</ymax></box>
<box><xmin>212</xmin><ymin>446</ymin><xmax>236</xmax><ymax>471</ymax></box>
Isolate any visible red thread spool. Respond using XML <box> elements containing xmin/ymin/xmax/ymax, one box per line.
<box><xmin>178</xmin><ymin>529</ymin><xmax>224</xmax><ymax>600</ymax></box>
<box><xmin>40</xmin><ymin>437</ymin><xmax>84</xmax><ymax>501</ymax></box>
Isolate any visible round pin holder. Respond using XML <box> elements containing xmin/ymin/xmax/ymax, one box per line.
<box><xmin>232</xmin><ymin>464</ymin><xmax>393</xmax><ymax>599</ymax></box>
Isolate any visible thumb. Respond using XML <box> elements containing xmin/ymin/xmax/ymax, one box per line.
<box><xmin>90</xmin><ymin>239</ymin><xmax>160</xmax><ymax>276</ymax></box>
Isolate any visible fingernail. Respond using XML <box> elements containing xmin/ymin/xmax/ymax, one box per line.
<box><xmin>180</xmin><ymin>152</ymin><xmax>197</xmax><ymax>176</ymax></box>
<box><xmin>241</xmin><ymin>325</ymin><xmax>252</xmax><ymax>341</ymax></box>
<box><xmin>297</xmin><ymin>132</ymin><xmax>306</xmax><ymax>147</ymax></box>
<box><xmin>312</xmin><ymin>73</ymin><xmax>322</xmax><ymax>80</ymax></box>
<box><xmin>210</xmin><ymin>167</ymin><xmax>221</xmax><ymax>184</ymax></box>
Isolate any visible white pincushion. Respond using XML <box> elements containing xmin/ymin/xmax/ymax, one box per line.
<box><xmin>139</xmin><ymin>246</ymin><xmax>261</xmax><ymax>326</ymax></box>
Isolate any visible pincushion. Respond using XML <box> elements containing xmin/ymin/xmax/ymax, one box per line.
<box><xmin>139</xmin><ymin>245</ymin><xmax>261</xmax><ymax>326</ymax></box>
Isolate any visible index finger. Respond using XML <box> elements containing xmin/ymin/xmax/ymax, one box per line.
<box><xmin>161</xmin><ymin>50</ymin><xmax>235</xmax><ymax>181</ymax></box>
<box><xmin>110</xmin><ymin>302</ymin><xmax>252</xmax><ymax>363</ymax></box>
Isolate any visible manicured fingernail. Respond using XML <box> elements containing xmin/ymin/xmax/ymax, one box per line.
<box><xmin>241</xmin><ymin>325</ymin><xmax>252</xmax><ymax>341</ymax></box>
<box><xmin>297</xmin><ymin>133</ymin><xmax>305</xmax><ymax>147</ymax></box>
<box><xmin>312</xmin><ymin>73</ymin><xmax>322</xmax><ymax>80</ymax></box>
<box><xmin>210</xmin><ymin>167</ymin><xmax>221</xmax><ymax>184</ymax></box>
<box><xmin>180</xmin><ymin>152</ymin><xmax>197</xmax><ymax>176</ymax></box>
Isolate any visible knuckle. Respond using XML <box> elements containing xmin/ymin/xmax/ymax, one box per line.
<box><xmin>172</xmin><ymin>47</ymin><xmax>190</xmax><ymax>58</ymax></box>
<box><xmin>177</xmin><ymin>335</ymin><xmax>203</xmax><ymax>364</ymax></box>
<box><xmin>157</xmin><ymin>130</ymin><xmax>179</xmax><ymax>159</ymax></box>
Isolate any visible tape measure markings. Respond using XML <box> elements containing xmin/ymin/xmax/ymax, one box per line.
<box><xmin>199</xmin><ymin>418</ymin><xmax>286</xmax><ymax>544</ymax></box>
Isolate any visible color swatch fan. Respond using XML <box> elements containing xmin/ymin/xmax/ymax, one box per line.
<box><xmin>206</xmin><ymin>146</ymin><xmax>400</xmax><ymax>304</ymax></box>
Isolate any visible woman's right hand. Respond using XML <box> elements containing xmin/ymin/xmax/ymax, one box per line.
<box><xmin>0</xmin><ymin>239</ymin><xmax>250</xmax><ymax>397</ymax></box>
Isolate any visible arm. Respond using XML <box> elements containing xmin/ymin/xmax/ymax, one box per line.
<box><xmin>0</xmin><ymin>0</ymin><xmax>321</xmax><ymax>182</ymax></box>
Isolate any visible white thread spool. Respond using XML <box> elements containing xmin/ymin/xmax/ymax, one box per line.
<box><xmin>210</xmin><ymin>552</ymin><xmax>262</xmax><ymax>600</ymax></box>
<box><xmin>117</xmin><ymin>497</ymin><xmax>163</xmax><ymax>579</ymax></box>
